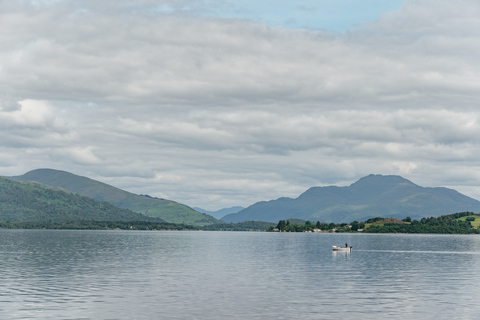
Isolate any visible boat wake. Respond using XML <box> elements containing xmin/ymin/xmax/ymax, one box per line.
<box><xmin>356</xmin><ymin>249</ymin><xmax>480</xmax><ymax>255</ymax></box>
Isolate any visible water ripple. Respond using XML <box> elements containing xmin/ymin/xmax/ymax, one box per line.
<box><xmin>1</xmin><ymin>230</ymin><xmax>480</xmax><ymax>319</ymax></box>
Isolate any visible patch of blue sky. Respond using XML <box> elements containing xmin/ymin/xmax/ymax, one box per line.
<box><xmin>27</xmin><ymin>0</ymin><xmax>408</xmax><ymax>32</ymax></box>
<box><xmin>153</xmin><ymin>0</ymin><xmax>408</xmax><ymax>32</ymax></box>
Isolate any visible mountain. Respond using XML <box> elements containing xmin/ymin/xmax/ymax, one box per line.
<box><xmin>193</xmin><ymin>206</ymin><xmax>245</xmax><ymax>220</ymax></box>
<box><xmin>0</xmin><ymin>176</ymin><xmax>162</xmax><ymax>223</ymax></box>
<box><xmin>10</xmin><ymin>169</ymin><xmax>219</xmax><ymax>226</ymax></box>
<box><xmin>221</xmin><ymin>174</ymin><xmax>480</xmax><ymax>223</ymax></box>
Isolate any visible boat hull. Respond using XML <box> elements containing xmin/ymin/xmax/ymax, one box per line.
<box><xmin>332</xmin><ymin>245</ymin><xmax>352</xmax><ymax>252</ymax></box>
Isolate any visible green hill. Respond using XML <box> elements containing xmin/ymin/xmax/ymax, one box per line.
<box><xmin>10</xmin><ymin>169</ymin><xmax>219</xmax><ymax>226</ymax></box>
<box><xmin>222</xmin><ymin>174</ymin><xmax>480</xmax><ymax>223</ymax></box>
<box><xmin>0</xmin><ymin>176</ymin><xmax>162</xmax><ymax>223</ymax></box>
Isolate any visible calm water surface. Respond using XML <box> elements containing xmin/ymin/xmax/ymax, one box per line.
<box><xmin>1</xmin><ymin>230</ymin><xmax>480</xmax><ymax>319</ymax></box>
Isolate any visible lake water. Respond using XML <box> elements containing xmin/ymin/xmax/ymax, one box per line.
<box><xmin>1</xmin><ymin>230</ymin><xmax>480</xmax><ymax>319</ymax></box>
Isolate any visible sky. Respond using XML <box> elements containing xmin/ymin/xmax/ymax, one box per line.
<box><xmin>2</xmin><ymin>0</ymin><xmax>480</xmax><ymax>211</ymax></box>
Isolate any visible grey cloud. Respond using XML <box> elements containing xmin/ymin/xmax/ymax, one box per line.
<box><xmin>0</xmin><ymin>95</ymin><xmax>21</xmax><ymax>112</ymax></box>
<box><xmin>0</xmin><ymin>4</ymin><xmax>426</xmax><ymax>109</ymax></box>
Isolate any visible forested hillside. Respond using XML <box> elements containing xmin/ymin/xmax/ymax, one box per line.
<box><xmin>0</xmin><ymin>177</ymin><xmax>162</xmax><ymax>223</ymax></box>
<box><xmin>10</xmin><ymin>169</ymin><xmax>219</xmax><ymax>226</ymax></box>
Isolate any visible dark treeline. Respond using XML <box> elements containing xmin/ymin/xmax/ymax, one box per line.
<box><xmin>0</xmin><ymin>220</ymin><xmax>197</xmax><ymax>230</ymax></box>
<box><xmin>200</xmin><ymin>221</ymin><xmax>275</xmax><ymax>231</ymax></box>
<box><xmin>267</xmin><ymin>220</ymin><xmax>364</xmax><ymax>232</ymax></box>
<box><xmin>0</xmin><ymin>220</ymin><xmax>275</xmax><ymax>231</ymax></box>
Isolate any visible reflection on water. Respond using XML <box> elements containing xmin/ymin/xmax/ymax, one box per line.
<box><xmin>1</xmin><ymin>230</ymin><xmax>480</xmax><ymax>319</ymax></box>
<box><xmin>332</xmin><ymin>250</ymin><xmax>351</xmax><ymax>259</ymax></box>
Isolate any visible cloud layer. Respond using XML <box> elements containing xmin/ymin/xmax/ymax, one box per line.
<box><xmin>2</xmin><ymin>0</ymin><xmax>480</xmax><ymax>210</ymax></box>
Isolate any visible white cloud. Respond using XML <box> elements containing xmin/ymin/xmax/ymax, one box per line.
<box><xmin>10</xmin><ymin>100</ymin><xmax>55</xmax><ymax>127</ymax></box>
<box><xmin>60</xmin><ymin>146</ymin><xmax>102</xmax><ymax>165</ymax></box>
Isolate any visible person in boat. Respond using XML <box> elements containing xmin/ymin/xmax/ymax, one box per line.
<box><xmin>345</xmin><ymin>242</ymin><xmax>348</xmax><ymax>248</ymax></box>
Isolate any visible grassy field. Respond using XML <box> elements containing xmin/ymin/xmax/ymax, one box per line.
<box><xmin>365</xmin><ymin>218</ymin><xmax>408</xmax><ymax>229</ymax></box>
<box><xmin>457</xmin><ymin>215</ymin><xmax>480</xmax><ymax>228</ymax></box>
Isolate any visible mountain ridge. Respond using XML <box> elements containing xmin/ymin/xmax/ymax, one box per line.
<box><xmin>0</xmin><ymin>176</ymin><xmax>163</xmax><ymax>223</ymax></box>
<box><xmin>222</xmin><ymin>174</ymin><xmax>480</xmax><ymax>223</ymax></box>
<box><xmin>10</xmin><ymin>168</ymin><xmax>219</xmax><ymax>226</ymax></box>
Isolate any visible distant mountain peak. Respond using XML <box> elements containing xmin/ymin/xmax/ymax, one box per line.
<box><xmin>349</xmin><ymin>174</ymin><xmax>420</xmax><ymax>191</ymax></box>
<box><xmin>22</xmin><ymin>168</ymin><xmax>78</xmax><ymax>177</ymax></box>
<box><xmin>350</xmin><ymin>174</ymin><xmax>417</xmax><ymax>188</ymax></box>
<box><xmin>195</xmin><ymin>206</ymin><xmax>245</xmax><ymax>220</ymax></box>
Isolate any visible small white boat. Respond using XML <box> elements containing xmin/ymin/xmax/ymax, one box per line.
<box><xmin>332</xmin><ymin>245</ymin><xmax>352</xmax><ymax>252</ymax></box>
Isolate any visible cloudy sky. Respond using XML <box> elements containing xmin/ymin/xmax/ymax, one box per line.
<box><xmin>1</xmin><ymin>0</ymin><xmax>480</xmax><ymax>211</ymax></box>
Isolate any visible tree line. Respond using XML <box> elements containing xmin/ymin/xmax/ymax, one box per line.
<box><xmin>364</xmin><ymin>212</ymin><xmax>480</xmax><ymax>234</ymax></box>
<box><xmin>0</xmin><ymin>220</ymin><xmax>197</xmax><ymax>230</ymax></box>
<box><xmin>268</xmin><ymin>212</ymin><xmax>480</xmax><ymax>234</ymax></box>
<box><xmin>267</xmin><ymin>220</ymin><xmax>365</xmax><ymax>232</ymax></box>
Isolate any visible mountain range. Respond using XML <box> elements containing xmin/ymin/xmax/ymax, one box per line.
<box><xmin>193</xmin><ymin>206</ymin><xmax>245</xmax><ymax>220</ymax></box>
<box><xmin>6</xmin><ymin>170</ymin><xmax>480</xmax><ymax>226</ymax></box>
<box><xmin>9</xmin><ymin>169</ymin><xmax>219</xmax><ymax>226</ymax></box>
<box><xmin>221</xmin><ymin>174</ymin><xmax>480</xmax><ymax>223</ymax></box>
